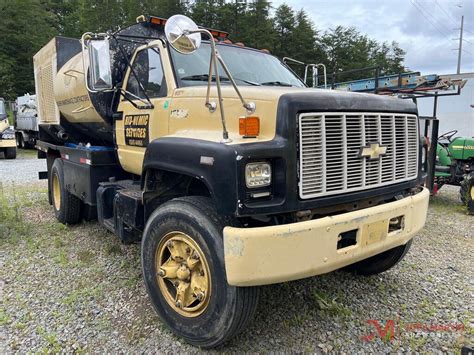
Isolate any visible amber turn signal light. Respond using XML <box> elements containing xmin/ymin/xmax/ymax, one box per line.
<box><xmin>149</xmin><ymin>16</ymin><xmax>167</xmax><ymax>26</ymax></box>
<box><xmin>239</xmin><ymin>116</ymin><xmax>260</xmax><ymax>137</ymax></box>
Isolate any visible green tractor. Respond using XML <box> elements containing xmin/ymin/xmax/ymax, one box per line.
<box><xmin>435</xmin><ymin>130</ymin><xmax>474</xmax><ymax>213</ymax></box>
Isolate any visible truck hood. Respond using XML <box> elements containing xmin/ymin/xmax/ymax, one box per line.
<box><xmin>173</xmin><ymin>85</ymin><xmax>417</xmax><ymax>112</ymax></box>
<box><xmin>168</xmin><ymin>85</ymin><xmax>418</xmax><ymax>144</ymax></box>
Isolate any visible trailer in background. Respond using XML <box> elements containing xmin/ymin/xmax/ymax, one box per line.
<box><xmin>14</xmin><ymin>93</ymin><xmax>38</xmax><ymax>148</ymax></box>
<box><xmin>0</xmin><ymin>97</ymin><xmax>17</xmax><ymax>159</ymax></box>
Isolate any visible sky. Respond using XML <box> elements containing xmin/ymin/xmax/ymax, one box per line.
<box><xmin>271</xmin><ymin>0</ymin><xmax>474</xmax><ymax>75</ymax></box>
<box><xmin>270</xmin><ymin>0</ymin><xmax>473</xmax><ymax>135</ymax></box>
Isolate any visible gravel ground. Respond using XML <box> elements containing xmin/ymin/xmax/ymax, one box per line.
<box><xmin>0</xmin><ymin>149</ymin><xmax>46</xmax><ymax>184</ymax></box>
<box><xmin>0</xmin><ymin>183</ymin><xmax>473</xmax><ymax>353</ymax></box>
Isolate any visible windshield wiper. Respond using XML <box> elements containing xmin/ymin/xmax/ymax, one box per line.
<box><xmin>260</xmin><ymin>81</ymin><xmax>294</xmax><ymax>87</ymax></box>
<box><xmin>181</xmin><ymin>74</ymin><xmax>260</xmax><ymax>86</ymax></box>
<box><xmin>181</xmin><ymin>74</ymin><xmax>230</xmax><ymax>82</ymax></box>
<box><xmin>234</xmin><ymin>78</ymin><xmax>260</xmax><ymax>86</ymax></box>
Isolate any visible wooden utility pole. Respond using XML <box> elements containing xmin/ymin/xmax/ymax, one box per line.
<box><xmin>456</xmin><ymin>15</ymin><xmax>464</xmax><ymax>74</ymax></box>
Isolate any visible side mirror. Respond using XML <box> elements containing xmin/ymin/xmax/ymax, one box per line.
<box><xmin>86</xmin><ymin>38</ymin><xmax>113</xmax><ymax>91</ymax></box>
<box><xmin>164</xmin><ymin>15</ymin><xmax>201</xmax><ymax>54</ymax></box>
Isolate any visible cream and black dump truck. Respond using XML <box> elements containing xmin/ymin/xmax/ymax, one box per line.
<box><xmin>34</xmin><ymin>15</ymin><xmax>429</xmax><ymax>347</ymax></box>
<box><xmin>0</xmin><ymin>98</ymin><xmax>16</xmax><ymax>159</ymax></box>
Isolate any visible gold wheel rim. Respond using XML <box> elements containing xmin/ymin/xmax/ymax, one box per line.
<box><xmin>155</xmin><ymin>231</ymin><xmax>211</xmax><ymax>317</ymax></box>
<box><xmin>52</xmin><ymin>173</ymin><xmax>61</xmax><ymax>211</ymax></box>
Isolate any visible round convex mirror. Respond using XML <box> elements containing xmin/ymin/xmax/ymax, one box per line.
<box><xmin>165</xmin><ymin>15</ymin><xmax>201</xmax><ymax>54</ymax></box>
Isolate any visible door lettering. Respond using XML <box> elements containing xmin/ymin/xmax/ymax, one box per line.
<box><xmin>124</xmin><ymin>114</ymin><xmax>150</xmax><ymax>147</ymax></box>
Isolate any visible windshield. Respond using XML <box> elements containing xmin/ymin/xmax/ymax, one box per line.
<box><xmin>170</xmin><ymin>43</ymin><xmax>304</xmax><ymax>88</ymax></box>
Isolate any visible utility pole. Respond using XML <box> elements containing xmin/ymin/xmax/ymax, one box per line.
<box><xmin>456</xmin><ymin>15</ymin><xmax>464</xmax><ymax>74</ymax></box>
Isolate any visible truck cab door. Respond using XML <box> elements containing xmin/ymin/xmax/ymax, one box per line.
<box><xmin>116</xmin><ymin>42</ymin><xmax>171</xmax><ymax>175</ymax></box>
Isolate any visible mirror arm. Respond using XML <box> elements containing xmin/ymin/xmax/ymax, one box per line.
<box><xmin>191</xmin><ymin>28</ymin><xmax>230</xmax><ymax>142</ymax></box>
<box><xmin>110</xmin><ymin>33</ymin><xmax>155</xmax><ymax>108</ymax></box>
<box><xmin>117</xmin><ymin>88</ymin><xmax>154</xmax><ymax>110</ymax></box>
<box><xmin>117</xmin><ymin>89</ymin><xmax>140</xmax><ymax>109</ymax></box>
<box><xmin>215</xmin><ymin>53</ymin><xmax>256</xmax><ymax>113</ymax></box>
<box><xmin>189</xmin><ymin>28</ymin><xmax>256</xmax><ymax>143</ymax></box>
<box><xmin>205</xmin><ymin>43</ymin><xmax>215</xmax><ymax>112</ymax></box>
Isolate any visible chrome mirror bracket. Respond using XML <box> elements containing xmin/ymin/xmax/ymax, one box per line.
<box><xmin>206</xmin><ymin>101</ymin><xmax>217</xmax><ymax>113</ymax></box>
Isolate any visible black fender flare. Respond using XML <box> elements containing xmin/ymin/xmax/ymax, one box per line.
<box><xmin>142</xmin><ymin>137</ymin><xmax>239</xmax><ymax>215</ymax></box>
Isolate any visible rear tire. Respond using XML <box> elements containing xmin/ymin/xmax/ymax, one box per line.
<box><xmin>50</xmin><ymin>158</ymin><xmax>82</xmax><ymax>224</ymax></box>
<box><xmin>141</xmin><ymin>196</ymin><xmax>259</xmax><ymax>348</ymax></box>
<box><xmin>4</xmin><ymin>147</ymin><xmax>16</xmax><ymax>159</ymax></box>
<box><xmin>16</xmin><ymin>134</ymin><xmax>24</xmax><ymax>149</ymax></box>
<box><xmin>344</xmin><ymin>239</ymin><xmax>412</xmax><ymax>276</ymax></box>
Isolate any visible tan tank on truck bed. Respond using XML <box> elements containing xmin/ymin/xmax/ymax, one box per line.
<box><xmin>34</xmin><ymin>14</ymin><xmax>429</xmax><ymax>348</ymax></box>
<box><xmin>34</xmin><ymin>37</ymin><xmax>111</xmax><ymax>144</ymax></box>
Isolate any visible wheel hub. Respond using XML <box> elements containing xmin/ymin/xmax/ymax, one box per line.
<box><xmin>52</xmin><ymin>173</ymin><xmax>61</xmax><ymax>211</ymax></box>
<box><xmin>156</xmin><ymin>232</ymin><xmax>211</xmax><ymax>317</ymax></box>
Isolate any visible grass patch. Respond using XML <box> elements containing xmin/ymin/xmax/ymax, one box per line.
<box><xmin>311</xmin><ymin>290</ymin><xmax>352</xmax><ymax>318</ymax></box>
<box><xmin>105</xmin><ymin>242</ymin><xmax>123</xmax><ymax>256</ymax></box>
<box><xmin>54</xmin><ymin>249</ymin><xmax>69</xmax><ymax>266</ymax></box>
<box><xmin>0</xmin><ymin>183</ymin><xmax>32</xmax><ymax>241</ymax></box>
<box><xmin>0</xmin><ymin>307</ymin><xmax>11</xmax><ymax>326</ymax></box>
<box><xmin>62</xmin><ymin>285</ymin><xmax>103</xmax><ymax>306</ymax></box>
<box><xmin>37</xmin><ymin>326</ymin><xmax>62</xmax><ymax>352</ymax></box>
<box><xmin>285</xmin><ymin>312</ymin><xmax>312</xmax><ymax>328</ymax></box>
<box><xmin>16</xmin><ymin>148</ymin><xmax>38</xmax><ymax>159</ymax></box>
<box><xmin>77</xmin><ymin>250</ymin><xmax>94</xmax><ymax>264</ymax></box>
<box><xmin>429</xmin><ymin>195</ymin><xmax>466</xmax><ymax>214</ymax></box>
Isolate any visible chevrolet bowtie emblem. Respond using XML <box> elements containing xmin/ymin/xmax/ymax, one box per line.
<box><xmin>360</xmin><ymin>143</ymin><xmax>387</xmax><ymax>160</ymax></box>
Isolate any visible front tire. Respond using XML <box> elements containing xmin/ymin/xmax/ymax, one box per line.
<box><xmin>50</xmin><ymin>158</ymin><xmax>82</xmax><ymax>224</ymax></box>
<box><xmin>141</xmin><ymin>196</ymin><xmax>259</xmax><ymax>348</ymax></box>
<box><xmin>344</xmin><ymin>239</ymin><xmax>412</xmax><ymax>276</ymax></box>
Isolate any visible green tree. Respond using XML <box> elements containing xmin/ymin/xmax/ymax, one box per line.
<box><xmin>321</xmin><ymin>26</ymin><xmax>376</xmax><ymax>81</ymax></box>
<box><xmin>49</xmin><ymin>0</ymin><xmax>83</xmax><ymax>37</ymax></box>
<box><xmin>0</xmin><ymin>0</ymin><xmax>56</xmax><ymax>100</ymax></box>
<box><xmin>287</xmin><ymin>9</ymin><xmax>326</xmax><ymax>82</ymax></box>
<box><xmin>321</xmin><ymin>26</ymin><xmax>406</xmax><ymax>82</ymax></box>
<box><xmin>370</xmin><ymin>41</ymin><xmax>407</xmax><ymax>76</ymax></box>
<box><xmin>73</xmin><ymin>0</ymin><xmax>127</xmax><ymax>34</ymax></box>
<box><xmin>189</xmin><ymin>0</ymin><xmax>220</xmax><ymax>28</ymax></box>
<box><xmin>0</xmin><ymin>0</ymin><xmax>408</xmax><ymax>100</ymax></box>
<box><xmin>273</xmin><ymin>3</ymin><xmax>295</xmax><ymax>57</ymax></box>
<box><xmin>235</xmin><ymin>0</ymin><xmax>276</xmax><ymax>50</ymax></box>
<box><xmin>138</xmin><ymin>0</ymin><xmax>188</xmax><ymax>21</ymax></box>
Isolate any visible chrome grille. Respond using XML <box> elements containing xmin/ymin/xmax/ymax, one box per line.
<box><xmin>298</xmin><ymin>112</ymin><xmax>419</xmax><ymax>199</ymax></box>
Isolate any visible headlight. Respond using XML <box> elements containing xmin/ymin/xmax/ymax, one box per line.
<box><xmin>245</xmin><ymin>162</ymin><xmax>271</xmax><ymax>188</ymax></box>
<box><xmin>2</xmin><ymin>133</ymin><xmax>14</xmax><ymax>139</ymax></box>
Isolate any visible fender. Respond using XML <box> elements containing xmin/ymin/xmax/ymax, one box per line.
<box><xmin>142</xmin><ymin>137</ymin><xmax>239</xmax><ymax>215</ymax></box>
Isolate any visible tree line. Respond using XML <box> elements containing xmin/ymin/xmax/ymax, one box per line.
<box><xmin>0</xmin><ymin>0</ymin><xmax>407</xmax><ymax>100</ymax></box>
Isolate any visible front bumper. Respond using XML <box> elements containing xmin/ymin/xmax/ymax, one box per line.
<box><xmin>0</xmin><ymin>139</ymin><xmax>16</xmax><ymax>148</ymax></box>
<box><xmin>224</xmin><ymin>187</ymin><xmax>429</xmax><ymax>286</ymax></box>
